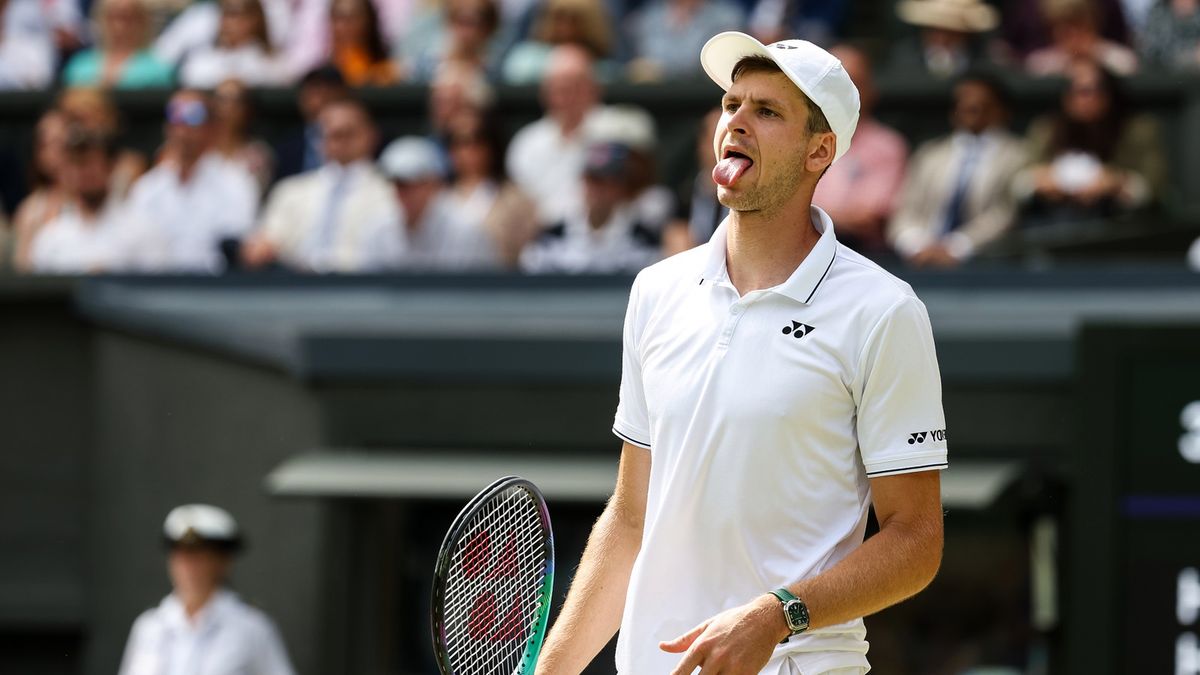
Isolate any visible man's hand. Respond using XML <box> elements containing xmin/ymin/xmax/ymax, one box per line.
<box><xmin>909</xmin><ymin>244</ymin><xmax>960</xmax><ymax>268</ymax></box>
<box><xmin>659</xmin><ymin>594</ymin><xmax>788</xmax><ymax>675</ymax></box>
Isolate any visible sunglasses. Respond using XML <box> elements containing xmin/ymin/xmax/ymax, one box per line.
<box><xmin>166</xmin><ymin>99</ymin><xmax>210</xmax><ymax>126</ymax></box>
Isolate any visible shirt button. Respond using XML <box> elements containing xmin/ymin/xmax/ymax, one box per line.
<box><xmin>731</xmin><ymin>306</ymin><xmax>742</xmax><ymax>315</ymax></box>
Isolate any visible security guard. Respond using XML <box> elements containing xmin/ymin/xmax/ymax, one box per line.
<box><xmin>118</xmin><ymin>504</ymin><xmax>296</xmax><ymax>675</ymax></box>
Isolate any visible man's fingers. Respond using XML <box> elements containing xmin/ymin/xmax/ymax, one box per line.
<box><xmin>659</xmin><ymin>620</ymin><xmax>709</xmax><ymax>653</ymax></box>
<box><xmin>666</xmin><ymin>644</ymin><xmax>705</xmax><ymax>675</ymax></box>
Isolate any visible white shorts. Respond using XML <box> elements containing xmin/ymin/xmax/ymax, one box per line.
<box><xmin>770</xmin><ymin>654</ymin><xmax>869</xmax><ymax>675</ymax></box>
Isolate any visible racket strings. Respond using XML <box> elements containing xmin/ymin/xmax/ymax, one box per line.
<box><xmin>442</xmin><ymin>487</ymin><xmax>550</xmax><ymax>675</ymax></box>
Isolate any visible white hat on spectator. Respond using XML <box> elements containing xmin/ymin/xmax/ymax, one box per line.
<box><xmin>585</xmin><ymin>106</ymin><xmax>657</xmax><ymax>152</ymax></box>
<box><xmin>379</xmin><ymin>137</ymin><xmax>448</xmax><ymax>182</ymax></box>
<box><xmin>700</xmin><ymin>31</ymin><xmax>860</xmax><ymax>163</ymax></box>
<box><xmin>163</xmin><ymin>504</ymin><xmax>242</xmax><ymax>551</ymax></box>
<box><xmin>896</xmin><ymin>0</ymin><xmax>999</xmax><ymax>33</ymax></box>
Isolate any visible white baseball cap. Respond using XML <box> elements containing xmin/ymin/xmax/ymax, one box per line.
<box><xmin>700</xmin><ymin>31</ymin><xmax>860</xmax><ymax>164</ymax></box>
<box><xmin>163</xmin><ymin>504</ymin><xmax>242</xmax><ymax>550</ymax></box>
<box><xmin>379</xmin><ymin>136</ymin><xmax>448</xmax><ymax>182</ymax></box>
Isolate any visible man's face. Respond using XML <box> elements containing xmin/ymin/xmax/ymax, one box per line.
<box><xmin>320</xmin><ymin>104</ymin><xmax>376</xmax><ymax>166</ymax></box>
<box><xmin>165</xmin><ymin>94</ymin><xmax>212</xmax><ymax>162</ymax></box>
<box><xmin>583</xmin><ymin>173</ymin><xmax>626</xmax><ymax>222</ymax></box>
<box><xmin>712</xmin><ymin>71</ymin><xmax>827</xmax><ymax>213</ymax></box>
<box><xmin>168</xmin><ymin>546</ymin><xmax>230</xmax><ymax>598</ymax></box>
<box><xmin>393</xmin><ymin>178</ymin><xmax>441</xmax><ymax>225</ymax></box>
<box><xmin>952</xmin><ymin>80</ymin><xmax>1000</xmax><ymax>134</ymax></box>
<box><xmin>541</xmin><ymin>50</ymin><xmax>596</xmax><ymax>120</ymax></box>
<box><xmin>65</xmin><ymin>148</ymin><xmax>113</xmax><ymax>208</ymax></box>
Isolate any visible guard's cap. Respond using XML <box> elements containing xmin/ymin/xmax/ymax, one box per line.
<box><xmin>700</xmin><ymin>31</ymin><xmax>860</xmax><ymax>163</ymax></box>
<box><xmin>379</xmin><ymin>136</ymin><xmax>448</xmax><ymax>182</ymax></box>
<box><xmin>163</xmin><ymin>504</ymin><xmax>242</xmax><ymax>552</ymax></box>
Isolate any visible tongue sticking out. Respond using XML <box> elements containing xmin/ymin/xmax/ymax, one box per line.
<box><xmin>713</xmin><ymin>156</ymin><xmax>752</xmax><ymax>187</ymax></box>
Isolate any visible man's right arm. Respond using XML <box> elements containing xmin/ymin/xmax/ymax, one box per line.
<box><xmin>534</xmin><ymin>442</ymin><xmax>651</xmax><ymax>675</ymax></box>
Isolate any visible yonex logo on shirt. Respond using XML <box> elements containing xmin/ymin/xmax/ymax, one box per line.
<box><xmin>908</xmin><ymin>429</ymin><xmax>947</xmax><ymax>445</ymax></box>
<box><xmin>782</xmin><ymin>321</ymin><xmax>815</xmax><ymax>339</ymax></box>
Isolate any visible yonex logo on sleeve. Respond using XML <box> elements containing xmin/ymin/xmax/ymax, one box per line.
<box><xmin>782</xmin><ymin>321</ymin><xmax>815</xmax><ymax>339</ymax></box>
<box><xmin>907</xmin><ymin>429</ymin><xmax>947</xmax><ymax>445</ymax></box>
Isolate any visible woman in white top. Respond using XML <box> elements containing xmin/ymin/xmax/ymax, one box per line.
<box><xmin>178</xmin><ymin>0</ymin><xmax>290</xmax><ymax>89</ymax></box>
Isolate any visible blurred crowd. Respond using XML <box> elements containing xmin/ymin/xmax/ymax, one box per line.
<box><xmin>0</xmin><ymin>0</ymin><xmax>1192</xmax><ymax>274</ymax></box>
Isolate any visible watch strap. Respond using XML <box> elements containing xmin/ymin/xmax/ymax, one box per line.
<box><xmin>769</xmin><ymin>587</ymin><xmax>798</xmax><ymax>603</ymax></box>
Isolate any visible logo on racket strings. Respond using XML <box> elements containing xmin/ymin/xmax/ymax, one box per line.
<box><xmin>462</xmin><ymin>528</ymin><xmax>530</xmax><ymax>642</ymax></box>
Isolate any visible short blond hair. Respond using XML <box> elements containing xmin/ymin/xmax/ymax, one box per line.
<box><xmin>532</xmin><ymin>0</ymin><xmax>613</xmax><ymax>58</ymax></box>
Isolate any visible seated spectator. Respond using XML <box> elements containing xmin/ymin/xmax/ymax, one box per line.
<box><xmin>662</xmin><ymin>108</ymin><xmax>725</xmax><ymax>255</ymax></box>
<box><xmin>126</xmin><ymin>90</ymin><xmax>260</xmax><ymax>272</ymax></box>
<box><xmin>813</xmin><ymin>44</ymin><xmax>908</xmax><ymax>254</ymax></box>
<box><xmin>1026</xmin><ymin>0</ymin><xmax>1138</xmax><ymax>75</ymax></box>
<box><xmin>0</xmin><ymin>0</ymin><xmax>56</xmax><ymax>90</ymax></box>
<box><xmin>506</xmin><ymin>45</ymin><xmax>605</xmax><ymax>225</ymax></box>
<box><xmin>501</xmin><ymin>0</ymin><xmax>617</xmax><ymax>83</ymax></box>
<box><xmin>443</xmin><ymin>112</ymin><xmax>538</xmax><ymax>269</ymax></box>
<box><xmin>409</xmin><ymin>0</ymin><xmax>504</xmax><ymax>81</ymax></box>
<box><xmin>745</xmin><ymin>0</ymin><xmax>851</xmax><ymax>45</ymax></box>
<box><xmin>890</xmin><ymin>0</ymin><xmax>999</xmax><ymax>79</ymax></box>
<box><xmin>273</xmin><ymin>65</ymin><xmax>348</xmax><ymax>181</ymax></box>
<box><xmin>889</xmin><ymin>71</ymin><xmax>1029</xmax><ymax>267</ymax></box>
<box><xmin>428</xmin><ymin>60</ymin><xmax>494</xmax><ymax>139</ymax></box>
<box><xmin>379</xmin><ymin>136</ymin><xmax>504</xmax><ymax>270</ymax></box>
<box><xmin>242</xmin><ymin>97</ymin><xmax>399</xmax><ymax>272</ymax></box>
<box><xmin>155</xmin><ymin>0</ymin><xmax>294</xmax><ymax>67</ymax></box>
<box><xmin>627</xmin><ymin>0</ymin><xmax>744</xmax><ymax>81</ymax></box>
<box><xmin>211</xmin><ymin>79</ymin><xmax>274</xmax><ymax>193</ymax></box>
<box><xmin>1138</xmin><ymin>0</ymin><xmax>1200</xmax><ymax>71</ymax></box>
<box><xmin>328</xmin><ymin>0</ymin><xmax>401</xmax><ymax>86</ymax></box>
<box><xmin>521</xmin><ymin>141</ymin><xmax>662</xmax><ymax>273</ymax></box>
<box><xmin>11</xmin><ymin>110</ymin><xmax>71</xmax><ymax>272</ymax></box>
<box><xmin>1014</xmin><ymin>58</ymin><xmax>1165</xmax><ymax>224</ymax></box>
<box><xmin>29</xmin><ymin>130</ymin><xmax>164</xmax><ymax>274</ymax></box>
<box><xmin>56</xmin><ymin>87</ymin><xmax>149</xmax><ymax>198</ymax></box>
<box><xmin>63</xmin><ymin>0</ymin><xmax>174</xmax><ymax>89</ymax></box>
<box><xmin>7</xmin><ymin>0</ymin><xmax>87</xmax><ymax>58</ymax></box>
<box><xmin>118</xmin><ymin>504</ymin><xmax>296</xmax><ymax>675</ymax></box>
<box><xmin>178</xmin><ymin>0</ymin><xmax>291</xmax><ymax>88</ymax></box>
<box><xmin>585</xmin><ymin>105</ymin><xmax>675</xmax><ymax>240</ymax></box>
<box><xmin>1000</xmin><ymin>0</ymin><xmax>1132</xmax><ymax>63</ymax></box>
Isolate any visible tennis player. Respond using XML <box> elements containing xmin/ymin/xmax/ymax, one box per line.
<box><xmin>535</xmin><ymin>32</ymin><xmax>948</xmax><ymax>675</ymax></box>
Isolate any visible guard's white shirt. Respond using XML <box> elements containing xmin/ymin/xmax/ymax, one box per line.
<box><xmin>383</xmin><ymin>190</ymin><xmax>502</xmax><ymax>272</ymax></box>
<box><xmin>519</xmin><ymin>204</ymin><xmax>662</xmax><ymax>274</ymax></box>
<box><xmin>127</xmin><ymin>153</ymin><xmax>260</xmax><ymax>273</ymax></box>
<box><xmin>118</xmin><ymin>590</ymin><xmax>295</xmax><ymax>675</ymax></box>
<box><xmin>612</xmin><ymin>206</ymin><xmax>947</xmax><ymax>674</ymax></box>
<box><xmin>30</xmin><ymin>200</ymin><xmax>167</xmax><ymax>274</ymax></box>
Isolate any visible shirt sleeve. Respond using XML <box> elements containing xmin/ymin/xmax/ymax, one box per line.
<box><xmin>253</xmin><ymin>617</ymin><xmax>297</xmax><ymax>675</ymax></box>
<box><xmin>853</xmin><ymin>294</ymin><xmax>948</xmax><ymax>477</ymax></box>
<box><xmin>612</xmin><ymin>275</ymin><xmax>652</xmax><ymax>449</ymax></box>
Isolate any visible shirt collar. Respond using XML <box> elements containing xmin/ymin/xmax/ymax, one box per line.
<box><xmin>159</xmin><ymin>588</ymin><xmax>237</xmax><ymax>633</ymax></box>
<box><xmin>700</xmin><ymin>205</ymin><xmax>839</xmax><ymax>305</ymax></box>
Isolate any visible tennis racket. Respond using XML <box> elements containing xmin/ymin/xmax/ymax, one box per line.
<box><xmin>431</xmin><ymin>476</ymin><xmax>555</xmax><ymax>675</ymax></box>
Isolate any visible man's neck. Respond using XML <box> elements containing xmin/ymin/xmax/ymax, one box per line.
<box><xmin>177</xmin><ymin>154</ymin><xmax>203</xmax><ymax>183</ymax></box>
<box><xmin>724</xmin><ymin>192</ymin><xmax>820</xmax><ymax>296</ymax></box>
<box><xmin>555</xmin><ymin>110</ymin><xmax>588</xmax><ymax>137</ymax></box>
<box><xmin>179</xmin><ymin>588</ymin><xmax>218</xmax><ymax>621</ymax></box>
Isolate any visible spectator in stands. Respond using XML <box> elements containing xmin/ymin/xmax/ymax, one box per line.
<box><xmin>745</xmin><ymin>0</ymin><xmax>850</xmax><ymax>45</ymax></box>
<box><xmin>1015</xmin><ymin>58</ymin><xmax>1165</xmax><ymax>224</ymax></box>
<box><xmin>409</xmin><ymin>0</ymin><xmax>504</xmax><ymax>81</ymax></box>
<box><xmin>889</xmin><ymin>71</ymin><xmax>1028</xmax><ymax>267</ymax></box>
<box><xmin>890</xmin><ymin>0</ymin><xmax>999</xmax><ymax>79</ymax></box>
<box><xmin>585</xmin><ymin>105</ymin><xmax>675</xmax><ymax>240</ymax></box>
<box><xmin>62</xmin><ymin>0</ymin><xmax>174</xmax><ymax>88</ymax></box>
<box><xmin>444</xmin><ymin>111</ymin><xmax>538</xmax><ymax>268</ymax></box>
<box><xmin>126</xmin><ymin>90</ymin><xmax>260</xmax><ymax>272</ymax></box>
<box><xmin>501</xmin><ymin>0</ymin><xmax>617</xmax><ymax>83</ymax></box>
<box><xmin>211</xmin><ymin>79</ymin><xmax>274</xmax><ymax>193</ymax></box>
<box><xmin>379</xmin><ymin>135</ymin><xmax>504</xmax><ymax>270</ymax></box>
<box><xmin>0</xmin><ymin>0</ymin><xmax>57</xmax><ymax>90</ymax></box>
<box><xmin>428</xmin><ymin>60</ymin><xmax>494</xmax><ymax>140</ymax></box>
<box><xmin>506</xmin><ymin>45</ymin><xmax>604</xmax><ymax>225</ymax></box>
<box><xmin>662</xmin><ymin>108</ymin><xmax>724</xmax><ymax>255</ymax></box>
<box><xmin>6</xmin><ymin>0</ymin><xmax>87</xmax><ymax>59</ymax></box>
<box><xmin>155</xmin><ymin>0</ymin><xmax>294</xmax><ymax>68</ymax></box>
<box><xmin>1025</xmin><ymin>0</ymin><xmax>1138</xmax><ymax>75</ymax></box>
<box><xmin>328</xmin><ymin>0</ymin><xmax>401</xmax><ymax>86</ymax></box>
<box><xmin>521</xmin><ymin>141</ymin><xmax>662</xmax><ymax>273</ymax></box>
<box><xmin>29</xmin><ymin>130</ymin><xmax>165</xmax><ymax>274</ymax></box>
<box><xmin>627</xmin><ymin>0</ymin><xmax>744</xmax><ymax>81</ymax></box>
<box><xmin>1000</xmin><ymin>0</ymin><xmax>1132</xmax><ymax>63</ymax></box>
<box><xmin>242</xmin><ymin>97</ymin><xmax>400</xmax><ymax>272</ymax></box>
<box><xmin>813</xmin><ymin>44</ymin><xmax>908</xmax><ymax>254</ymax></box>
<box><xmin>56</xmin><ymin>87</ymin><xmax>149</xmax><ymax>198</ymax></box>
<box><xmin>11</xmin><ymin>110</ymin><xmax>71</xmax><ymax>272</ymax></box>
<box><xmin>274</xmin><ymin>65</ymin><xmax>348</xmax><ymax>181</ymax></box>
<box><xmin>178</xmin><ymin>0</ymin><xmax>290</xmax><ymax>88</ymax></box>
<box><xmin>1138</xmin><ymin>0</ymin><xmax>1200</xmax><ymax>71</ymax></box>
<box><xmin>118</xmin><ymin>504</ymin><xmax>296</xmax><ymax>675</ymax></box>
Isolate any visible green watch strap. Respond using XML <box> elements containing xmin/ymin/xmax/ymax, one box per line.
<box><xmin>769</xmin><ymin>587</ymin><xmax>798</xmax><ymax>603</ymax></box>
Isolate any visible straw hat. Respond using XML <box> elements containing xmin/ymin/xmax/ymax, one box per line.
<box><xmin>897</xmin><ymin>0</ymin><xmax>999</xmax><ymax>33</ymax></box>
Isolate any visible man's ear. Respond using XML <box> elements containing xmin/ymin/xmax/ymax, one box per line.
<box><xmin>805</xmin><ymin>132</ymin><xmax>836</xmax><ymax>173</ymax></box>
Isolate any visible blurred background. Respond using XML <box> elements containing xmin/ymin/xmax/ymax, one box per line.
<box><xmin>2</xmin><ymin>0</ymin><xmax>1200</xmax><ymax>673</ymax></box>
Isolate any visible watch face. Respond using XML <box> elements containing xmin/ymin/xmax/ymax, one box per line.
<box><xmin>785</xmin><ymin>601</ymin><xmax>807</xmax><ymax>629</ymax></box>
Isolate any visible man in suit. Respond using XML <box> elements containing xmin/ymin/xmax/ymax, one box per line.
<box><xmin>888</xmin><ymin>71</ymin><xmax>1028</xmax><ymax>267</ymax></box>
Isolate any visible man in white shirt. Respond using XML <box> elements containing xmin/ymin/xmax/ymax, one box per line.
<box><xmin>126</xmin><ymin>90</ymin><xmax>260</xmax><ymax>273</ymax></box>
<box><xmin>31</xmin><ymin>131</ymin><xmax>165</xmax><ymax>274</ymax></box>
<box><xmin>118</xmin><ymin>504</ymin><xmax>295</xmax><ymax>675</ymax></box>
<box><xmin>505</xmin><ymin>44</ymin><xmax>604</xmax><ymax>225</ymax></box>
<box><xmin>520</xmin><ymin>141</ymin><xmax>663</xmax><ymax>274</ymax></box>
<box><xmin>377</xmin><ymin>136</ymin><xmax>501</xmax><ymax>271</ymax></box>
<box><xmin>242</xmin><ymin>97</ymin><xmax>400</xmax><ymax>273</ymax></box>
<box><xmin>535</xmin><ymin>33</ymin><xmax>947</xmax><ymax>675</ymax></box>
<box><xmin>0</xmin><ymin>0</ymin><xmax>56</xmax><ymax>90</ymax></box>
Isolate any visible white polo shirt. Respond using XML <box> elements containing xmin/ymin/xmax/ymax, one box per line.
<box><xmin>612</xmin><ymin>206</ymin><xmax>947</xmax><ymax>674</ymax></box>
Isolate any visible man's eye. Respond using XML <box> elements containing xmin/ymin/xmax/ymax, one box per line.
<box><xmin>760</xmin><ymin>108</ymin><xmax>777</xmax><ymax>118</ymax></box>
<box><xmin>724</xmin><ymin>102</ymin><xmax>739</xmax><ymax>113</ymax></box>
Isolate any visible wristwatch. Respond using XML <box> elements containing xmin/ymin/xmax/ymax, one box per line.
<box><xmin>769</xmin><ymin>588</ymin><xmax>810</xmax><ymax>640</ymax></box>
